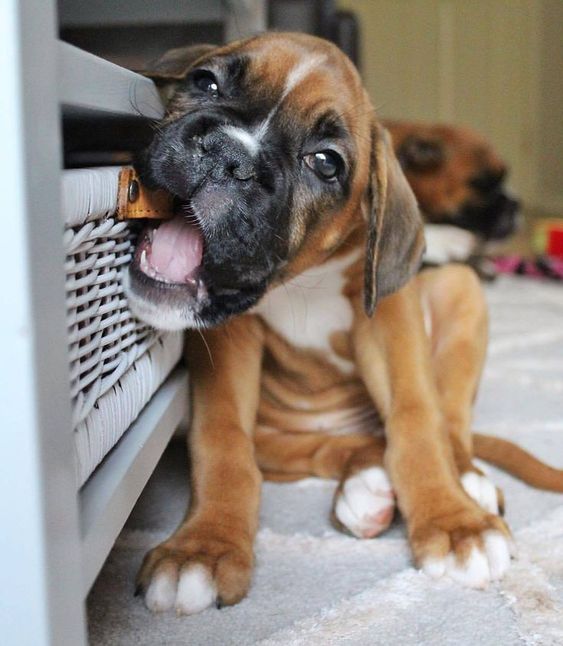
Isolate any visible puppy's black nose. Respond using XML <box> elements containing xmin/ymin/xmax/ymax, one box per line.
<box><xmin>202</xmin><ymin>129</ymin><xmax>256</xmax><ymax>181</ymax></box>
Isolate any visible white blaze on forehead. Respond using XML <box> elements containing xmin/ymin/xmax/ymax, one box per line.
<box><xmin>283</xmin><ymin>54</ymin><xmax>327</xmax><ymax>96</ymax></box>
<box><xmin>254</xmin><ymin>53</ymin><xmax>327</xmax><ymax>143</ymax></box>
<box><xmin>221</xmin><ymin>125</ymin><xmax>260</xmax><ymax>156</ymax></box>
<box><xmin>217</xmin><ymin>54</ymin><xmax>328</xmax><ymax>159</ymax></box>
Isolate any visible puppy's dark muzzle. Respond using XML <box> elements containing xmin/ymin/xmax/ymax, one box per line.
<box><xmin>130</xmin><ymin>109</ymin><xmax>291</xmax><ymax>328</ymax></box>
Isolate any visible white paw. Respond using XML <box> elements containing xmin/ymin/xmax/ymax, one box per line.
<box><xmin>423</xmin><ymin>224</ymin><xmax>476</xmax><ymax>264</ymax></box>
<box><xmin>334</xmin><ymin>467</ymin><xmax>395</xmax><ymax>538</ymax></box>
<box><xmin>422</xmin><ymin>531</ymin><xmax>512</xmax><ymax>588</ymax></box>
<box><xmin>144</xmin><ymin>565</ymin><xmax>177</xmax><ymax>613</ymax></box>
<box><xmin>145</xmin><ymin>564</ymin><xmax>217</xmax><ymax>615</ymax></box>
<box><xmin>461</xmin><ymin>471</ymin><xmax>499</xmax><ymax>514</ymax></box>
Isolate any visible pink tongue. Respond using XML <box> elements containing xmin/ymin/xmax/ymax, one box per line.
<box><xmin>148</xmin><ymin>216</ymin><xmax>203</xmax><ymax>282</ymax></box>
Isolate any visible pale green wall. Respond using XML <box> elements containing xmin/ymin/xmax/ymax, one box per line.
<box><xmin>339</xmin><ymin>0</ymin><xmax>562</xmax><ymax>215</ymax></box>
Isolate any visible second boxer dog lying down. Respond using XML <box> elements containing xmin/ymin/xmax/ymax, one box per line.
<box><xmin>125</xmin><ymin>33</ymin><xmax>563</xmax><ymax>614</ymax></box>
<box><xmin>384</xmin><ymin>120</ymin><xmax>520</xmax><ymax>270</ymax></box>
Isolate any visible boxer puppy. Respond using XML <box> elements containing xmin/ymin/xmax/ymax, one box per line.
<box><xmin>127</xmin><ymin>34</ymin><xmax>563</xmax><ymax>614</ymax></box>
<box><xmin>384</xmin><ymin>121</ymin><xmax>520</xmax><ymax>271</ymax></box>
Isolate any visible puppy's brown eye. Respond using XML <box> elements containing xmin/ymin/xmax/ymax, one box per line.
<box><xmin>304</xmin><ymin>150</ymin><xmax>342</xmax><ymax>182</ymax></box>
<box><xmin>192</xmin><ymin>70</ymin><xmax>220</xmax><ymax>98</ymax></box>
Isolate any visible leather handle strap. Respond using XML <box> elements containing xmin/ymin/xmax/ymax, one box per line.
<box><xmin>117</xmin><ymin>167</ymin><xmax>174</xmax><ymax>220</ymax></box>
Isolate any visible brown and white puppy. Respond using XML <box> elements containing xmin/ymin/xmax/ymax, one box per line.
<box><xmin>126</xmin><ymin>33</ymin><xmax>563</xmax><ymax>615</ymax></box>
<box><xmin>384</xmin><ymin>121</ymin><xmax>520</xmax><ymax>269</ymax></box>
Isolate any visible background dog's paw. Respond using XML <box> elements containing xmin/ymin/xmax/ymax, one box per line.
<box><xmin>413</xmin><ymin>504</ymin><xmax>514</xmax><ymax>588</ymax></box>
<box><xmin>461</xmin><ymin>470</ymin><xmax>503</xmax><ymax>515</ymax></box>
<box><xmin>423</xmin><ymin>224</ymin><xmax>477</xmax><ymax>264</ymax></box>
<box><xmin>137</xmin><ymin>536</ymin><xmax>253</xmax><ymax>614</ymax></box>
<box><xmin>332</xmin><ymin>466</ymin><xmax>395</xmax><ymax>538</ymax></box>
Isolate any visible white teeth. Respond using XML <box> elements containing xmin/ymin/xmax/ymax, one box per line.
<box><xmin>197</xmin><ymin>280</ymin><xmax>207</xmax><ymax>299</ymax></box>
<box><xmin>140</xmin><ymin>249</ymin><xmax>147</xmax><ymax>268</ymax></box>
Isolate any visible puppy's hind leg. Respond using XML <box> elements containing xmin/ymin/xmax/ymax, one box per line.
<box><xmin>255</xmin><ymin>426</ymin><xmax>377</xmax><ymax>480</ymax></box>
<box><xmin>331</xmin><ymin>440</ymin><xmax>396</xmax><ymax>539</ymax></box>
<box><xmin>255</xmin><ymin>428</ymin><xmax>395</xmax><ymax>538</ymax></box>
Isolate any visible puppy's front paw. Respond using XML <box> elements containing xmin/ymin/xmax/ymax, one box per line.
<box><xmin>332</xmin><ymin>467</ymin><xmax>395</xmax><ymax>538</ymax></box>
<box><xmin>413</xmin><ymin>503</ymin><xmax>514</xmax><ymax>589</ymax></box>
<box><xmin>136</xmin><ymin>534</ymin><xmax>253</xmax><ymax>614</ymax></box>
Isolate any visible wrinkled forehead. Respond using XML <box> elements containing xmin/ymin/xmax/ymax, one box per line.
<box><xmin>206</xmin><ymin>34</ymin><xmax>369</xmax><ymax>138</ymax></box>
<box><xmin>243</xmin><ymin>35</ymin><xmax>359</xmax><ymax>97</ymax></box>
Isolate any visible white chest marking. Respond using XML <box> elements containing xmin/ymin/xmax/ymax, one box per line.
<box><xmin>255</xmin><ymin>251</ymin><xmax>360</xmax><ymax>373</ymax></box>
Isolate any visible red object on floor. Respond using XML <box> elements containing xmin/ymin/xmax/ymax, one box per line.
<box><xmin>547</xmin><ymin>229</ymin><xmax>563</xmax><ymax>257</ymax></box>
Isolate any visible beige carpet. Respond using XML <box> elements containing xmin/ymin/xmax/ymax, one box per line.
<box><xmin>88</xmin><ymin>276</ymin><xmax>563</xmax><ymax>645</ymax></box>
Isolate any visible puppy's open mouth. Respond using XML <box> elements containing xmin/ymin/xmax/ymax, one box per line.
<box><xmin>133</xmin><ymin>205</ymin><xmax>205</xmax><ymax>296</ymax></box>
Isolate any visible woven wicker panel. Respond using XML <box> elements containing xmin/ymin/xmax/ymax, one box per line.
<box><xmin>74</xmin><ymin>332</ymin><xmax>182</xmax><ymax>487</ymax></box>
<box><xmin>63</xmin><ymin>168</ymin><xmax>183</xmax><ymax>485</ymax></box>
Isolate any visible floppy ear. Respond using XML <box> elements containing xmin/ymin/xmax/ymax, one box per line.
<box><xmin>138</xmin><ymin>44</ymin><xmax>218</xmax><ymax>101</ymax></box>
<box><xmin>397</xmin><ymin>135</ymin><xmax>445</xmax><ymax>172</ymax></box>
<box><xmin>364</xmin><ymin>125</ymin><xmax>426</xmax><ymax>316</ymax></box>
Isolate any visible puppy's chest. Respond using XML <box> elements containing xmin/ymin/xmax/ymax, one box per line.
<box><xmin>254</xmin><ymin>252</ymin><xmax>360</xmax><ymax>374</ymax></box>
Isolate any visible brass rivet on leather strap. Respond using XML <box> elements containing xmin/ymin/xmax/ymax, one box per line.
<box><xmin>128</xmin><ymin>179</ymin><xmax>140</xmax><ymax>203</ymax></box>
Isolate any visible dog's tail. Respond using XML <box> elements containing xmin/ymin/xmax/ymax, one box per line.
<box><xmin>473</xmin><ymin>433</ymin><xmax>563</xmax><ymax>492</ymax></box>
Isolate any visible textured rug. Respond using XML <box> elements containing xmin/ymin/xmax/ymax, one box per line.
<box><xmin>88</xmin><ymin>276</ymin><xmax>563</xmax><ymax>645</ymax></box>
